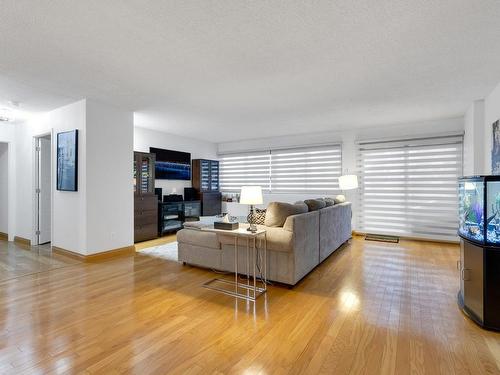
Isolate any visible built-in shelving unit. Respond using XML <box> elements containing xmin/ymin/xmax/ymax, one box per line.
<box><xmin>134</xmin><ymin>152</ymin><xmax>158</xmax><ymax>243</ymax></box>
<box><xmin>192</xmin><ymin>159</ymin><xmax>221</xmax><ymax>216</ymax></box>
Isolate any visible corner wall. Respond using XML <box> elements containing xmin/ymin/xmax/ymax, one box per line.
<box><xmin>15</xmin><ymin>99</ymin><xmax>134</xmax><ymax>255</ymax></box>
<box><xmin>0</xmin><ymin>123</ymin><xmax>17</xmax><ymax>241</ymax></box>
<box><xmin>16</xmin><ymin>100</ymin><xmax>87</xmax><ymax>251</ymax></box>
<box><xmin>0</xmin><ymin>143</ymin><xmax>8</xmax><ymax>234</ymax></box>
<box><xmin>85</xmin><ymin>100</ymin><xmax>134</xmax><ymax>254</ymax></box>
<box><xmin>484</xmin><ymin>81</ymin><xmax>500</xmax><ymax>174</ymax></box>
<box><xmin>463</xmin><ymin>100</ymin><xmax>485</xmax><ymax>175</ymax></box>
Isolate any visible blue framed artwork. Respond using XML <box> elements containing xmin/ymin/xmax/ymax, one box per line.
<box><xmin>57</xmin><ymin>129</ymin><xmax>78</xmax><ymax>191</ymax></box>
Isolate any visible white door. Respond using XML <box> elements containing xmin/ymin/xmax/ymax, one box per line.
<box><xmin>38</xmin><ymin>137</ymin><xmax>51</xmax><ymax>244</ymax></box>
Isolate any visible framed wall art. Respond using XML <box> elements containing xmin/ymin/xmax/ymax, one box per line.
<box><xmin>56</xmin><ymin>129</ymin><xmax>78</xmax><ymax>191</ymax></box>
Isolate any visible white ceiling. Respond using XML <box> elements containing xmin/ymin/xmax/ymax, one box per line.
<box><xmin>1</xmin><ymin>0</ymin><xmax>500</xmax><ymax>142</ymax></box>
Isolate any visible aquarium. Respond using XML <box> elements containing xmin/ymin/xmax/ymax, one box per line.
<box><xmin>458</xmin><ymin>176</ymin><xmax>500</xmax><ymax>245</ymax></box>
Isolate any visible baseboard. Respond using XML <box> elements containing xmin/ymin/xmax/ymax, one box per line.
<box><xmin>52</xmin><ymin>246</ymin><xmax>86</xmax><ymax>261</ymax></box>
<box><xmin>14</xmin><ymin>236</ymin><xmax>31</xmax><ymax>247</ymax></box>
<box><xmin>0</xmin><ymin>232</ymin><xmax>8</xmax><ymax>241</ymax></box>
<box><xmin>85</xmin><ymin>246</ymin><xmax>136</xmax><ymax>262</ymax></box>
<box><xmin>52</xmin><ymin>245</ymin><xmax>136</xmax><ymax>263</ymax></box>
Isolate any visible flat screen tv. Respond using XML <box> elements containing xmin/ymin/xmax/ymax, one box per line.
<box><xmin>150</xmin><ymin>147</ymin><xmax>191</xmax><ymax>180</ymax></box>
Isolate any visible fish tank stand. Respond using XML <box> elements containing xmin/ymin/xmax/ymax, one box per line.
<box><xmin>458</xmin><ymin>176</ymin><xmax>500</xmax><ymax>331</ymax></box>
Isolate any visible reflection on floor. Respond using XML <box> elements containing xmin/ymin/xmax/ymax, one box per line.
<box><xmin>0</xmin><ymin>240</ymin><xmax>77</xmax><ymax>281</ymax></box>
<box><xmin>0</xmin><ymin>237</ymin><xmax>499</xmax><ymax>373</ymax></box>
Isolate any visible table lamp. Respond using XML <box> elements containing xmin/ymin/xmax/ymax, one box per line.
<box><xmin>338</xmin><ymin>174</ymin><xmax>358</xmax><ymax>201</ymax></box>
<box><xmin>240</xmin><ymin>186</ymin><xmax>263</xmax><ymax>233</ymax></box>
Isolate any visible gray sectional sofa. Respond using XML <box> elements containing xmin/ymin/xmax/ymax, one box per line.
<box><xmin>177</xmin><ymin>202</ymin><xmax>352</xmax><ymax>285</ymax></box>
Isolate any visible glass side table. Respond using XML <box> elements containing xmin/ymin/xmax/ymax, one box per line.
<box><xmin>201</xmin><ymin>227</ymin><xmax>267</xmax><ymax>301</ymax></box>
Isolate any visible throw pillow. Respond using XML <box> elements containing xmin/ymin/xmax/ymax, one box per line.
<box><xmin>323</xmin><ymin>197</ymin><xmax>336</xmax><ymax>207</ymax></box>
<box><xmin>304</xmin><ymin>199</ymin><xmax>327</xmax><ymax>211</ymax></box>
<box><xmin>247</xmin><ymin>208</ymin><xmax>266</xmax><ymax>225</ymax></box>
<box><xmin>334</xmin><ymin>194</ymin><xmax>346</xmax><ymax>204</ymax></box>
<box><xmin>264</xmin><ymin>202</ymin><xmax>309</xmax><ymax>227</ymax></box>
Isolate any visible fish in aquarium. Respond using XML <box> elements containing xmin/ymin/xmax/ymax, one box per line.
<box><xmin>486</xmin><ymin>192</ymin><xmax>500</xmax><ymax>243</ymax></box>
<box><xmin>459</xmin><ymin>191</ymin><xmax>483</xmax><ymax>241</ymax></box>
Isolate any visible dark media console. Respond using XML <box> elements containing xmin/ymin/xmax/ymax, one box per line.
<box><xmin>158</xmin><ymin>200</ymin><xmax>201</xmax><ymax>235</ymax></box>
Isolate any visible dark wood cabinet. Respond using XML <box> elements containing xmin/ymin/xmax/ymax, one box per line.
<box><xmin>192</xmin><ymin>159</ymin><xmax>221</xmax><ymax>216</ymax></box>
<box><xmin>192</xmin><ymin>159</ymin><xmax>219</xmax><ymax>192</ymax></box>
<box><xmin>134</xmin><ymin>152</ymin><xmax>158</xmax><ymax>243</ymax></box>
<box><xmin>458</xmin><ymin>238</ymin><xmax>500</xmax><ymax>331</ymax></box>
<box><xmin>198</xmin><ymin>192</ymin><xmax>221</xmax><ymax>216</ymax></box>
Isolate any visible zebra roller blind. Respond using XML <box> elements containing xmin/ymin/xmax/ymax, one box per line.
<box><xmin>219</xmin><ymin>150</ymin><xmax>271</xmax><ymax>192</ymax></box>
<box><xmin>357</xmin><ymin>134</ymin><xmax>463</xmax><ymax>241</ymax></box>
<box><xmin>219</xmin><ymin>144</ymin><xmax>342</xmax><ymax>193</ymax></box>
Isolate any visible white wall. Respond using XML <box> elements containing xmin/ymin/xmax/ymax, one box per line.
<box><xmin>484</xmin><ymin>81</ymin><xmax>500</xmax><ymax>174</ymax></box>
<box><xmin>15</xmin><ymin>99</ymin><xmax>134</xmax><ymax>255</ymax></box>
<box><xmin>17</xmin><ymin>100</ymin><xmax>87</xmax><ymax>251</ymax></box>
<box><xmin>134</xmin><ymin>126</ymin><xmax>217</xmax><ymax>197</ymax></box>
<box><xmin>0</xmin><ymin>123</ymin><xmax>17</xmax><ymax>241</ymax></box>
<box><xmin>0</xmin><ymin>143</ymin><xmax>8</xmax><ymax>234</ymax></box>
<box><xmin>85</xmin><ymin>100</ymin><xmax>134</xmax><ymax>254</ymax></box>
<box><xmin>463</xmin><ymin>100</ymin><xmax>485</xmax><ymax>175</ymax></box>
<box><xmin>218</xmin><ymin>117</ymin><xmax>465</xmax><ymax>229</ymax></box>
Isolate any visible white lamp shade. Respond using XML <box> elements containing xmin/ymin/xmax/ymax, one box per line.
<box><xmin>339</xmin><ymin>174</ymin><xmax>358</xmax><ymax>190</ymax></box>
<box><xmin>240</xmin><ymin>186</ymin><xmax>263</xmax><ymax>205</ymax></box>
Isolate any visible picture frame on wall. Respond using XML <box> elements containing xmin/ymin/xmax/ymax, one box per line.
<box><xmin>56</xmin><ymin>129</ymin><xmax>78</xmax><ymax>191</ymax></box>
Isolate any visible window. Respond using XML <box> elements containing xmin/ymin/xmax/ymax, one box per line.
<box><xmin>357</xmin><ymin>134</ymin><xmax>463</xmax><ymax>241</ymax></box>
<box><xmin>219</xmin><ymin>150</ymin><xmax>271</xmax><ymax>192</ymax></box>
<box><xmin>270</xmin><ymin>145</ymin><xmax>342</xmax><ymax>192</ymax></box>
<box><xmin>219</xmin><ymin>144</ymin><xmax>342</xmax><ymax>193</ymax></box>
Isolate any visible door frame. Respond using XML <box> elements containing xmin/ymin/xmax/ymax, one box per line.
<box><xmin>0</xmin><ymin>141</ymin><xmax>13</xmax><ymax>241</ymax></box>
<box><xmin>32</xmin><ymin>131</ymin><xmax>54</xmax><ymax>246</ymax></box>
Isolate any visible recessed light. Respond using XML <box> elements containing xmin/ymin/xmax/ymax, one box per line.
<box><xmin>0</xmin><ymin>108</ymin><xmax>14</xmax><ymax>122</ymax></box>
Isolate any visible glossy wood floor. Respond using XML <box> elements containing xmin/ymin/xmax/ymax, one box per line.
<box><xmin>0</xmin><ymin>240</ymin><xmax>77</xmax><ymax>282</ymax></box>
<box><xmin>0</xmin><ymin>237</ymin><xmax>499</xmax><ymax>374</ymax></box>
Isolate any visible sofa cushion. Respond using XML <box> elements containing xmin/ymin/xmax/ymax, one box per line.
<box><xmin>263</xmin><ymin>226</ymin><xmax>294</xmax><ymax>252</ymax></box>
<box><xmin>183</xmin><ymin>216</ymin><xmax>219</xmax><ymax>229</ymax></box>
<box><xmin>334</xmin><ymin>194</ymin><xmax>346</xmax><ymax>204</ymax></box>
<box><xmin>304</xmin><ymin>199</ymin><xmax>327</xmax><ymax>211</ymax></box>
<box><xmin>176</xmin><ymin>228</ymin><xmax>220</xmax><ymax>249</ymax></box>
<box><xmin>218</xmin><ymin>224</ymin><xmax>293</xmax><ymax>253</ymax></box>
<box><xmin>323</xmin><ymin>197</ymin><xmax>336</xmax><ymax>207</ymax></box>
<box><xmin>264</xmin><ymin>202</ymin><xmax>308</xmax><ymax>227</ymax></box>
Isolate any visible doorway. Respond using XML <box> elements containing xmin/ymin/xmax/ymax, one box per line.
<box><xmin>35</xmin><ymin>135</ymin><xmax>51</xmax><ymax>245</ymax></box>
<box><xmin>0</xmin><ymin>143</ymin><xmax>8</xmax><ymax>239</ymax></box>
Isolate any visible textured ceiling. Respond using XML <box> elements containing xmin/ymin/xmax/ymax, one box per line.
<box><xmin>1</xmin><ymin>0</ymin><xmax>500</xmax><ymax>142</ymax></box>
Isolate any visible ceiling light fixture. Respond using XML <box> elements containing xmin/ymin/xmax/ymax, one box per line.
<box><xmin>0</xmin><ymin>107</ymin><xmax>14</xmax><ymax>122</ymax></box>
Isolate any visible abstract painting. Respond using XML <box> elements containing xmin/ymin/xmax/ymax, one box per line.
<box><xmin>57</xmin><ymin>129</ymin><xmax>78</xmax><ymax>191</ymax></box>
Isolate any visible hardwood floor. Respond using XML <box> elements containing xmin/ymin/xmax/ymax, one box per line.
<box><xmin>0</xmin><ymin>240</ymin><xmax>77</xmax><ymax>282</ymax></box>
<box><xmin>0</xmin><ymin>237</ymin><xmax>499</xmax><ymax>374</ymax></box>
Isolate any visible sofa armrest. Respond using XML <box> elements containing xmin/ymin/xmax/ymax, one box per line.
<box><xmin>282</xmin><ymin>211</ymin><xmax>320</xmax><ymax>283</ymax></box>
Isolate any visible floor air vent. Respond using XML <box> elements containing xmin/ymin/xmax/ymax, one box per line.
<box><xmin>364</xmin><ymin>234</ymin><xmax>399</xmax><ymax>243</ymax></box>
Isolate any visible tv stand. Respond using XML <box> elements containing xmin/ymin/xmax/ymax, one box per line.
<box><xmin>158</xmin><ymin>200</ymin><xmax>201</xmax><ymax>236</ymax></box>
